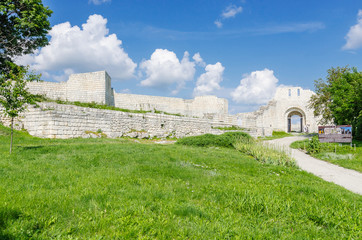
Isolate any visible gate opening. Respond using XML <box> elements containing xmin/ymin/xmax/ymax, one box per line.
<box><xmin>287</xmin><ymin>111</ymin><xmax>303</xmax><ymax>133</ymax></box>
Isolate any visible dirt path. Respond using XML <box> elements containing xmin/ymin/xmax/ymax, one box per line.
<box><xmin>268</xmin><ymin>136</ymin><xmax>362</xmax><ymax>195</ymax></box>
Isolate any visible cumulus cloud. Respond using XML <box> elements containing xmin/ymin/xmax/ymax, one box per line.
<box><xmin>17</xmin><ymin>14</ymin><xmax>136</xmax><ymax>81</ymax></box>
<box><xmin>139</xmin><ymin>49</ymin><xmax>196</xmax><ymax>94</ymax></box>
<box><xmin>231</xmin><ymin>69</ymin><xmax>278</xmax><ymax>104</ymax></box>
<box><xmin>192</xmin><ymin>53</ymin><xmax>206</xmax><ymax>67</ymax></box>
<box><xmin>343</xmin><ymin>10</ymin><xmax>362</xmax><ymax>50</ymax></box>
<box><xmin>194</xmin><ymin>62</ymin><xmax>224</xmax><ymax>96</ymax></box>
<box><xmin>215</xmin><ymin>5</ymin><xmax>243</xmax><ymax>28</ymax></box>
<box><xmin>89</xmin><ymin>0</ymin><xmax>111</xmax><ymax>5</ymax></box>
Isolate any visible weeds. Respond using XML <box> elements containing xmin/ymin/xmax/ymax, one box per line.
<box><xmin>0</xmin><ymin>124</ymin><xmax>360</xmax><ymax>239</ymax></box>
<box><xmin>176</xmin><ymin>132</ymin><xmax>251</xmax><ymax>148</ymax></box>
<box><xmin>233</xmin><ymin>138</ymin><xmax>296</xmax><ymax>167</ymax></box>
<box><xmin>291</xmin><ymin>138</ymin><xmax>362</xmax><ymax>172</ymax></box>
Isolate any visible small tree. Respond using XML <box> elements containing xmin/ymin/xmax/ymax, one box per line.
<box><xmin>0</xmin><ymin>63</ymin><xmax>40</xmax><ymax>154</ymax></box>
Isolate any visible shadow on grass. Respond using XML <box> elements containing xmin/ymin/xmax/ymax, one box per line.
<box><xmin>0</xmin><ymin>208</ymin><xmax>21</xmax><ymax>240</ymax></box>
<box><xmin>18</xmin><ymin>146</ymin><xmax>44</xmax><ymax>150</ymax></box>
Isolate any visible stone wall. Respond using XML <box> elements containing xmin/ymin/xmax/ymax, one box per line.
<box><xmin>238</xmin><ymin>87</ymin><xmax>320</xmax><ymax>135</ymax></box>
<box><xmin>27</xmin><ymin>71</ymin><xmax>233</xmax><ymax>122</ymax></box>
<box><xmin>0</xmin><ymin>102</ymin><xmax>231</xmax><ymax>139</ymax></box>
<box><xmin>114</xmin><ymin>93</ymin><xmax>229</xmax><ymax>118</ymax></box>
<box><xmin>27</xmin><ymin>71</ymin><xmax>114</xmax><ymax>105</ymax></box>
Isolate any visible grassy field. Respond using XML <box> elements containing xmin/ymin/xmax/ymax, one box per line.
<box><xmin>291</xmin><ymin>138</ymin><xmax>362</xmax><ymax>172</ymax></box>
<box><xmin>261</xmin><ymin>131</ymin><xmax>294</xmax><ymax>140</ymax></box>
<box><xmin>0</xmin><ymin>125</ymin><xmax>361</xmax><ymax>239</ymax></box>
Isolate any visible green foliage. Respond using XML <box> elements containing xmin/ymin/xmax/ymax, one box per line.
<box><xmin>307</xmin><ymin>136</ymin><xmax>321</xmax><ymax>154</ymax></box>
<box><xmin>176</xmin><ymin>132</ymin><xmax>251</xmax><ymax>148</ymax></box>
<box><xmin>212</xmin><ymin>125</ymin><xmax>244</xmax><ymax>130</ymax></box>
<box><xmin>291</xmin><ymin>139</ymin><xmax>362</xmax><ymax>172</ymax></box>
<box><xmin>1</xmin><ymin>124</ymin><xmax>360</xmax><ymax>239</ymax></box>
<box><xmin>272</xmin><ymin>131</ymin><xmax>293</xmax><ymax>137</ymax></box>
<box><xmin>0</xmin><ymin>64</ymin><xmax>39</xmax><ymax>118</ymax></box>
<box><xmin>0</xmin><ymin>0</ymin><xmax>52</xmax><ymax>71</ymax></box>
<box><xmin>234</xmin><ymin>138</ymin><xmax>296</xmax><ymax>167</ymax></box>
<box><xmin>355</xmin><ymin>110</ymin><xmax>362</xmax><ymax>140</ymax></box>
<box><xmin>309</xmin><ymin>66</ymin><xmax>362</xmax><ymax>130</ymax></box>
<box><xmin>0</xmin><ymin>64</ymin><xmax>40</xmax><ymax>153</ymax></box>
<box><xmin>262</xmin><ymin>131</ymin><xmax>293</xmax><ymax>140</ymax></box>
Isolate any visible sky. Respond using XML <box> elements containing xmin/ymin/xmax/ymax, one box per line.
<box><xmin>18</xmin><ymin>0</ymin><xmax>362</xmax><ymax>113</ymax></box>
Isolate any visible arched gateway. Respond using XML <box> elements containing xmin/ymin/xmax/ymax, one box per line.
<box><xmin>237</xmin><ymin>87</ymin><xmax>320</xmax><ymax>136</ymax></box>
<box><xmin>285</xmin><ymin>108</ymin><xmax>306</xmax><ymax>133</ymax></box>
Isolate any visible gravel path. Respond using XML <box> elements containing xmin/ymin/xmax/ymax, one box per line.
<box><xmin>269</xmin><ymin>136</ymin><xmax>362</xmax><ymax>195</ymax></box>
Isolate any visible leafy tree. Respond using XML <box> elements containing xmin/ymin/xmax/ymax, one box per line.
<box><xmin>0</xmin><ymin>0</ymin><xmax>52</xmax><ymax>72</ymax></box>
<box><xmin>0</xmin><ymin>63</ymin><xmax>40</xmax><ymax>154</ymax></box>
<box><xmin>309</xmin><ymin>66</ymin><xmax>362</xmax><ymax>139</ymax></box>
<box><xmin>0</xmin><ymin>1</ymin><xmax>51</xmax><ymax>153</ymax></box>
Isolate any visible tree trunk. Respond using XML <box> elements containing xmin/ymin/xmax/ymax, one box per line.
<box><xmin>10</xmin><ymin>117</ymin><xmax>14</xmax><ymax>154</ymax></box>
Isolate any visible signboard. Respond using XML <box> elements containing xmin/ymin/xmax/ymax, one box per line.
<box><xmin>318</xmin><ymin>125</ymin><xmax>352</xmax><ymax>143</ymax></box>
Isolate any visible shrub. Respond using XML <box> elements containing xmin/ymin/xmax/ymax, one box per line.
<box><xmin>176</xmin><ymin>132</ymin><xmax>251</xmax><ymax>148</ymax></box>
<box><xmin>354</xmin><ymin>111</ymin><xmax>362</xmax><ymax>140</ymax></box>
<box><xmin>307</xmin><ymin>136</ymin><xmax>321</xmax><ymax>154</ymax></box>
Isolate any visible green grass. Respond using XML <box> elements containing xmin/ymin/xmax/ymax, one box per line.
<box><xmin>262</xmin><ymin>131</ymin><xmax>294</xmax><ymax>140</ymax></box>
<box><xmin>234</xmin><ymin>138</ymin><xmax>296</xmax><ymax>167</ymax></box>
<box><xmin>212</xmin><ymin>125</ymin><xmax>245</xmax><ymax>131</ymax></box>
<box><xmin>291</xmin><ymin>139</ymin><xmax>362</xmax><ymax>172</ymax></box>
<box><xmin>176</xmin><ymin>132</ymin><xmax>251</xmax><ymax>148</ymax></box>
<box><xmin>0</xmin><ymin>124</ymin><xmax>361</xmax><ymax>239</ymax></box>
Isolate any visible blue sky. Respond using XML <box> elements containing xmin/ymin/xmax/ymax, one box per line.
<box><xmin>20</xmin><ymin>0</ymin><xmax>362</xmax><ymax>113</ymax></box>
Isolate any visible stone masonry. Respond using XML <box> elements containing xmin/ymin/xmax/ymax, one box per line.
<box><xmin>27</xmin><ymin>71</ymin><xmax>234</xmax><ymax>123</ymax></box>
<box><xmin>1</xmin><ymin>102</ymin><xmax>230</xmax><ymax>139</ymax></box>
<box><xmin>237</xmin><ymin>87</ymin><xmax>320</xmax><ymax>136</ymax></box>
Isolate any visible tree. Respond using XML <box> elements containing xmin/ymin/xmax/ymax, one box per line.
<box><xmin>309</xmin><ymin>66</ymin><xmax>362</xmax><ymax>139</ymax></box>
<box><xmin>0</xmin><ymin>63</ymin><xmax>40</xmax><ymax>154</ymax></box>
<box><xmin>0</xmin><ymin>1</ymin><xmax>51</xmax><ymax>153</ymax></box>
<box><xmin>0</xmin><ymin>0</ymin><xmax>52</xmax><ymax>72</ymax></box>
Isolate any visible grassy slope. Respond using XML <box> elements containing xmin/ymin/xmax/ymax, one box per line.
<box><xmin>291</xmin><ymin>139</ymin><xmax>362</xmax><ymax>172</ymax></box>
<box><xmin>261</xmin><ymin>131</ymin><xmax>294</xmax><ymax>140</ymax></box>
<box><xmin>0</xmin><ymin>125</ymin><xmax>361</xmax><ymax>239</ymax></box>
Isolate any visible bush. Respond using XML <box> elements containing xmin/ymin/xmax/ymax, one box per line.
<box><xmin>307</xmin><ymin>136</ymin><xmax>321</xmax><ymax>154</ymax></box>
<box><xmin>354</xmin><ymin>111</ymin><xmax>362</xmax><ymax>140</ymax></box>
<box><xmin>176</xmin><ymin>132</ymin><xmax>251</xmax><ymax>148</ymax></box>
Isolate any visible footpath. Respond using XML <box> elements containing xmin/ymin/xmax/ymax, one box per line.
<box><xmin>269</xmin><ymin>136</ymin><xmax>362</xmax><ymax>195</ymax></box>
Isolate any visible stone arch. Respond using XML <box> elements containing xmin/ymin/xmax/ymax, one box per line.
<box><xmin>285</xmin><ymin>107</ymin><xmax>306</xmax><ymax>133</ymax></box>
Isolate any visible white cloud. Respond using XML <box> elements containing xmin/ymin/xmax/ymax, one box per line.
<box><xmin>89</xmin><ymin>0</ymin><xmax>111</xmax><ymax>5</ymax></box>
<box><xmin>194</xmin><ymin>62</ymin><xmax>224</xmax><ymax>96</ymax></box>
<box><xmin>139</xmin><ymin>49</ymin><xmax>196</xmax><ymax>94</ymax></box>
<box><xmin>343</xmin><ymin>10</ymin><xmax>362</xmax><ymax>50</ymax></box>
<box><xmin>215</xmin><ymin>5</ymin><xmax>243</xmax><ymax>28</ymax></box>
<box><xmin>214</xmin><ymin>20</ymin><xmax>223</xmax><ymax>28</ymax></box>
<box><xmin>231</xmin><ymin>69</ymin><xmax>278</xmax><ymax>104</ymax></box>
<box><xmin>222</xmin><ymin>5</ymin><xmax>243</xmax><ymax>19</ymax></box>
<box><xmin>192</xmin><ymin>53</ymin><xmax>206</xmax><ymax>67</ymax></box>
<box><xmin>17</xmin><ymin>14</ymin><xmax>136</xmax><ymax>81</ymax></box>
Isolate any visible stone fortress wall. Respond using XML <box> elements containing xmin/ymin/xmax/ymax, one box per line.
<box><xmin>238</xmin><ymin>87</ymin><xmax>320</xmax><ymax>136</ymax></box>
<box><xmin>28</xmin><ymin>71</ymin><xmax>115</xmax><ymax>106</ymax></box>
<box><xmin>28</xmin><ymin>71</ymin><xmax>233</xmax><ymax>122</ymax></box>
<box><xmin>3</xmin><ymin>70</ymin><xmax>321</xmax><ymax>139</ymax></box>
<box><xmin>1</xmin><ymin>102</ymin><xmax>230</xmax><ymax>139</ymax></box>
